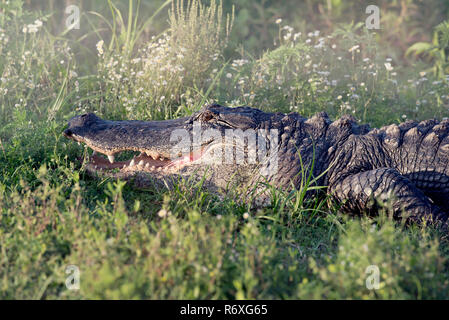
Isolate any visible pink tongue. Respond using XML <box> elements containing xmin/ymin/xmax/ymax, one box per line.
<box><xmin>171</xmin><ymin>149</ymin><xmax>204</xmax><ymax>166</ymax></box>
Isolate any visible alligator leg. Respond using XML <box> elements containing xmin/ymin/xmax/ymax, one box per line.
<box><xmin>329</xmin><ymin>168</ymin><xmax>448</xmax><ymax>224</ymax></box>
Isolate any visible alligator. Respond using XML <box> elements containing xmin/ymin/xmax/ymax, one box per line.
<box><xmin>63</xmin><ymin>104</ymin><xmax>449</xmax><ymax>224</ymax></box>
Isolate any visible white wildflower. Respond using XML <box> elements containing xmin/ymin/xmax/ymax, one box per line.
<box><xmin>348</xmin><ymin>45</ymin><xmax>359</xmax><ymax>52</ymax></box>
<box><xmin>96</xmin><ymin>40</ymin><xmax>104</xmax><ymax>55</ymax></box>
<box><xmin>157</xmin><ymin>209</ymin><xmax>170</xmax><ymax>218</ymax></box>
<box><xmin>384</xmin><ymin>63</ymin><xmax>393</xmax><ymax>71</ymax></box>
<box><xmin>293</xmin><ymin>32</ymin><xmax>301</xmax><ymax>41</ymax></box>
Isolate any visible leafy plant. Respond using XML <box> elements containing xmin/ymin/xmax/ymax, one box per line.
<box><xmin>406</xmin><ymin>20</ymin><xmax>449</xmax><ymax>78</ymax></box>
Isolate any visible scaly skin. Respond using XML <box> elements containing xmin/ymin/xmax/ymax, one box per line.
<box><xmin>63</xmin><ymin>104</ymin><xmax>449</xmax><ymax>224</ymax></box>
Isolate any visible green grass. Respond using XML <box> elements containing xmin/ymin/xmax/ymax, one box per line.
<box><xmin>1</xmin><ymin>0</ymin><xmax>449</xmax><ymax>299</ymax></box>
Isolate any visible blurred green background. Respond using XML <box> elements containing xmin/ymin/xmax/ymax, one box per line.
<box><xmin>23</xmin><ymin>0</ymin><xmax>449</xmax><ymax>67</ymax></box>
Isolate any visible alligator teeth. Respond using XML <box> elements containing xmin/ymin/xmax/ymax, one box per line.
<box><xmin>108</xmin><ymin>155</ymin><xmax>115</xmax><ymax>164</ymax></box>
<box><xmin>123</xmin><ymin>164</ymin><xmax>127</xmax><ymax>169</ymax></box>
<box><xmin>138</xmin><ymin>160</ymin><xmax>144</xmax><ymax>166</ymax></box>
<box><xmin>145</xmin><ymin>163</ymin><xmax>150</xmax><ymax>169</ymax></box>
<box><xmin>150</xmin><ymin>166</ymin><xmax>156</xmax><ymax>170</ymax></box>
<box><xmin>92</xmin><ymin>151</ymin><xmax>97</xmax><ymax>156</ymax></box>
<box><xmin>129</xmin><ymin>159</ymin><xmax>135</xmax><ymax>167</ymax></box>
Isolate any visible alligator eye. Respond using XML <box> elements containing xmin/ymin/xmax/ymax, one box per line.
<box><xmin>201</xmin><ymin>110</ymin><xmax>214</xmax><ymax>122</ymax></box>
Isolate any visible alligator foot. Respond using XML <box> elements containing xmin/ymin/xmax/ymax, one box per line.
<box><xmin>329</xmin><ymin>168</ymin><xmax>448</xmax><ymax>225</ymax></box>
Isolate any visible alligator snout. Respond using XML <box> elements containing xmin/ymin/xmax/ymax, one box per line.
<box><xmin>63</xmin><ymin>128</ymin><xmax>73</xmax><ymax>137</ymax></box>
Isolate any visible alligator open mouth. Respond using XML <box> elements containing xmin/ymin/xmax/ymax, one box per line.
<box><xmin>62</xmin><ymin>113</ymin><xmax>205</xmax><ymax>175</ymax></box>
<box><xmin>88</xmin><ymin>150</ymin><xmax>177</xmax><ymax>173</ymax></box>
<box><xmin>64</xmin><ymin>136</ymin><xmax>205</xmax><ymax>175</ymax></box>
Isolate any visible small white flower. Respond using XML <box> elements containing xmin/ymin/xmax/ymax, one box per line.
<box><xmin>243</xmin><ymin>212</ymin><xmax>249</xmax><ymax>219</ymax></box>
<box><xmin>27</xmin><ymin>24</ymin><xmax>38</xmax><ymax>33</ymax></box>
<box><xmin>226</xmin><ymin>73</ymin><xmax>232</xmax><ymax>79</ymax></box>
<box><xmin>96</xmin><ymin>40</ymin><xmax>104</xmax><ymax>55</ymax></box>
<box><xmin>348</xmin><ymin>45</ymin><xmax>359</xmax><ymax>52</ymax></box>
<box><xmin>157</xmin><ymin>209</ymin><xmax>168</xmax><ymax>218</ymax></box>
<box><xmin>384</xmin><ymin>63</ymin><xmax>393</xmax><ymax>71</ymax></box>
<box><xmin>275</xmin><ymin>18</ymin><xmax>282</xmax><ymax>24</ymax></box>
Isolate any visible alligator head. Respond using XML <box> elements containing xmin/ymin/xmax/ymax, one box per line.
<box><xmin>63</xmin><ymin>104</ymin><xmax>303</xmax><ymax>201</ymax></box>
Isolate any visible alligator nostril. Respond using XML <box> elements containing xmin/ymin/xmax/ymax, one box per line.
<box><xmin>64</xmin><ymin>129</ymin><xmax>73</xmax><ymax>137</ymax></box>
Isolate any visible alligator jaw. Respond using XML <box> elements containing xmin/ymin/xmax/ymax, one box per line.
<box><xmin>65</xmin><ymin>139</ymin><xmax>205</xmax><ymax>175</ymax></box>
<box><xmin>64</xmin><ymin>133</ymin><xmax>206</xmax><ymax>175</ymax></box>
<box><xmin>63</xmin><ymin>113</ymin><xmax>204</xmax><ymax>175</ymax></box>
